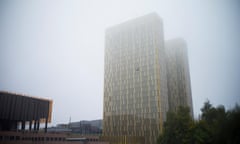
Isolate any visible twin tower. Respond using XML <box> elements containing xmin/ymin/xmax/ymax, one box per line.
<box><xmin>102</xmin><ymin>13</ymin><xmax>193</xmax><ymax>144</ymax></box>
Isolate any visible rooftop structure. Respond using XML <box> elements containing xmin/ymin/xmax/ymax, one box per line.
<box><xmin>0</xmin><ymin>91</ymin><xmax>53</xmax><ymax>132</ymax></box>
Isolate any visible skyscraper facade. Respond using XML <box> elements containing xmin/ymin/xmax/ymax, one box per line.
<box><xmin>165</xmin><ymin>39</ymin><xmax>193</xmax><ymax>116</ymax></box>
<box><xmin>103</xmin><ymin>13</ymin><xmax>193</xmax><ymax>144</ymax></box>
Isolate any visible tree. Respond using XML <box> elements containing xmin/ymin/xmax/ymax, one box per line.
<box><xmin>191</xmin><ymin>120</ymin><xmax>211</xmax><ymax>144</ymax></box>
<box><xmin>158</xmin><ymin>101</ymin><xmax>240</xmax><ymax>144</ymax></box>
<box><xmin>199</xmin><ymin>101</ymin><xmax>227</xmax><ymax>144</ymax></box>
<box><xmin>157</xmin><ymin>106</ymin><xmax>193</xmax><ymax>144</ymax></box>
<box><xmin>224</xmin><ymin>104</ymin><xmax>240</xmax><ymax>144</ymax></box>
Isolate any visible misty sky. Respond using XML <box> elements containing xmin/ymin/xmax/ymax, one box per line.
<box><xmin>0</xmin><ymin>0</ymin><xmax>240</xmax><ymax>125</ymax></box>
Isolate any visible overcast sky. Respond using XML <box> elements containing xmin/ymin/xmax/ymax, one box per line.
<box><xmin>0</xmin><ymin>0</ymin><xmax>240</xmax><ymax>125</ymax></box>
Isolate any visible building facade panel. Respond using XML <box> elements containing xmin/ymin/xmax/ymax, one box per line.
<box><xmin>165</xmin><ymin>39</ymin><xmax>193</xmax><ymax>115</ymax></box>
<box><xmin>0</xmin><ymin>91</ymin><xmax>52</xmax><ymax>131</ymax></box>
<box><xmin>103</xmin><ymin>13</ymin><xmax>193</xmax><ymax>144</ymax></box>
<box><xmin>103</xmin><ymin>13</ymin><xmax>168</xmax><ymax>144</ymax></box>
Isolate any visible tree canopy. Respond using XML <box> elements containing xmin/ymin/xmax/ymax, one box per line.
<box><xmin>157</xmin><ymin>101</ymin><xmax>240</xmax><ymax>144</ymax></box>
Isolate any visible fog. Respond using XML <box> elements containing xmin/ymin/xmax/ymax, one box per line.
<box><xmin>0</xmin><ymin>0</ymin><xmax>240</xmax><ymax>125</ymax></box>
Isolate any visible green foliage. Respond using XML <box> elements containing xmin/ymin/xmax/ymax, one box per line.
<box><xmin>158</xmin><ymin>106</ymin><xmax>193</xmax><ymax>144</ymax></box>
<box><xmin>224</xmin><ymin>104</ymin><xmax>240</xmax><ymax>144</ymax></box>
<box><xmin>157</xmin><ymin>101</ymin><xmax>240</xmax><ymax>144</ymax></box>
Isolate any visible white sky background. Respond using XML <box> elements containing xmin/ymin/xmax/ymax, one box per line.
<box><xmin>0</xmin><ymin>0</ymin><xmax>240</xmax><ymax>125</ymax></box>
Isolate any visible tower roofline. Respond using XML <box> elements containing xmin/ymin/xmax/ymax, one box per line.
<box><xmin>106</xmin><ymin>12</ymin><xmax>163</xmax><ymax>33</ymax></box>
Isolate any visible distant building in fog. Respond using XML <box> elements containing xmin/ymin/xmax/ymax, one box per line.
<box><xmin>48</xmin><ymin>120</ymin><xmax>102</xmax><ymax>134</ymax></box>
<box><xmin>103</xmin><ymin>13</ymin><xmax>193</xmax><ymax>144</ymax></box>
<box><xmin>69</xmin><ymin>120</ymin><xmax>102</xmax><ymax>134</ymax></box>
<box><xmin>165</xmin><ymin>38</ymin><xmax>193</xmax><ymax>116</ymax></box>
